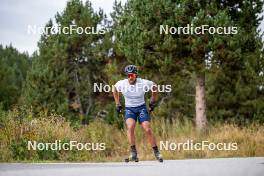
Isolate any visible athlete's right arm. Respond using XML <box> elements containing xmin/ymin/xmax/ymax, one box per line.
<box><xmin>113</xmin><ymin>87</ymin><xmax>121</xmax><ymax>106</ymax></box>
<box><xmin>113</xmin><ymin>87</ymin><xmax>122</xmax><ymax>113</ymax></box>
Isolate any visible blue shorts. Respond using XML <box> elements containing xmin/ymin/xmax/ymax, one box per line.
<box><xmin>124</xmin><ymin>104</ymin><xmax>150</xmax><ymax>123</ymax></box>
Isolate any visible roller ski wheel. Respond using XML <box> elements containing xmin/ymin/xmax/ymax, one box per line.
<box><xmin>124</xmin><ymin>154</ymin><xmax>139</xmax><ymax>162</ymax></box>
<box><xmin>157</xmin><ymin>157</ymin><xmax>163</xmax><ymax>163</ymax></box>
<box><xmin>124</xmin><ymin>156</ymin><xmax>139</xmax><ymax>162</ymax></box>
<box><xmin>125</xmin><ymin>158</ymin><xmax>139</xmax><ymax>163</ymax></box>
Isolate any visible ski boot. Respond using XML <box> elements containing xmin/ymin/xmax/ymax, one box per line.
<box><xmin>154</xmin><ymin>150</ymin><xmax>163</xmax><ymax>162</ymax></box>
<box><xmin>125</xmin><ymin>148</ymin><xmax>139</xmax><ymax>162</ymax></box>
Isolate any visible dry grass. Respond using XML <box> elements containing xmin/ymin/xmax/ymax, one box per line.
<box><xmin>0</xmin><ymin>110</ymin><xmax>263</xmax><ymax>162</ymax></box>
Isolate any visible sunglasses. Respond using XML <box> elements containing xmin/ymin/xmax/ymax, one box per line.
<box><xmin>127</xmin><ymin>73</ymin><xmax>136</xmax><ymax>78</ymax></box>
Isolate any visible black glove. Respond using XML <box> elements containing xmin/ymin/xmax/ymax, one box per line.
<box><xmin>149</xmin><ymin>101</ymin><xmax>156</xmax><ymax>112</ymax></box>
<box><xmin>116</xmin><ymin>104</ymin><xmax>122</xmax><ymax>113</ymax></box>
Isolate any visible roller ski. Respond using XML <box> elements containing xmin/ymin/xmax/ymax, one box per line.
<box><xmin>124</xmin><ymin>155</ymin><xmax>139</xmax><ymax>162</ymax></box>
<box><xmin>125</xmin><ymin>146</ymin><xmax>139</xmax><ymax>162</ymax></box>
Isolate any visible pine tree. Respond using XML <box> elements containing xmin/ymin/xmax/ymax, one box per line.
<box><xmin>0</xmin><ymin>45</ymin><xmax>31</xmax><ymax>110</ymax></box>
<box><xmin>207</xmin><ymin>0</ymin><xmax>264</xmax><ymax>123</ymax></box>
<box><xmin>23</xmin><ymin>0</ymin><xmax>109</xmax><ymax>122</ymax></box>
<box><xmin>113</xmin><ymin>0</ymin><xmax>243</xmax><ymax>129</ymax></box>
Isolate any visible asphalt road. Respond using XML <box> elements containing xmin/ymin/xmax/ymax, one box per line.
<box><xmin>0</xmin><ymin>157</ymin><xmax>263</xmax><ymax>176</ymax></box>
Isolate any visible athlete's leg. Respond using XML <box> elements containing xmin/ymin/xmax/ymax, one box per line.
<box><xmin>140</xmin><ymin>121</ymin><xmax>157</xmax><ymax>147</ymax></box>
<box><xmin>124</xmin><ymin>107</ymin><xmax>138</xmax><ymax>161</ymax></box>
<box><xmin>141</xmin><ymin>120</ymin><xmax>163</xmax><ymax>162</ymax></box>
<box><xmin>125</xmin><ymin>117</ymin><xmax>138</xmax><ymax>161</ymax></box>
<box><xmin>126</xmin><ymin>118</ymin><xmax>136</xmax><ymax>146</ymax></box>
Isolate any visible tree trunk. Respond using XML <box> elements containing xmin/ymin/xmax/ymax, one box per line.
<box><xmin>74</xmin><ymin>71</ymin><xmax>84</xmax><ymax>117</ymax></box>
<box><xmin>195</xmin><ymin>71</ymin><xmax>207</xmax><ymax>130</ymax></box>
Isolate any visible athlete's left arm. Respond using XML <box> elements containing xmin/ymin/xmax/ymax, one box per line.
<box><xmin>150</xmin><ymin>83</ymin><xmax>158</xmax><ymax>103</ymax></box>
